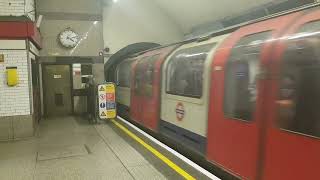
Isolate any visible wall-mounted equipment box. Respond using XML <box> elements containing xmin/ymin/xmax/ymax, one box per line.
<box><xmin>6</xmin><ymin>67</ymin><xmax>18</xmax><ymax>86</ymax></box>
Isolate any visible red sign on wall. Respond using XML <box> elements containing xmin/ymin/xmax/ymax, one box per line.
<box><xmin>106</xmin><ymin>93</ymin><xmax>115</xmax><ymax>101</ymax></box>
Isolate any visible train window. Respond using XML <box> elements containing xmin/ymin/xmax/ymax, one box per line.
<box><xmin>166</xmin><ymin>43</ymin><xmax>216</xmax><ymax>98</ymax></box>
<box><xmin>224</xmin><ymin>31</ymin><xmax>271</xmax><ymax>121</ymax></box>
<box><xmin>278</xmin><ymin>20</ymin><xmax>320</xmax><ymax>138</ymax></box>
<box><xmin>134</xmin><ymin>55</ymin><xmax>159</xmax><ymax>97</ymax></box>
<box><xmin>116</xmin><ymin>61</ymin><xmax>132</xmax><ymax>88</ymax></box>
<box><xmin>144</xmin><ymin>54</ymin><xmax>160</xmax><ymax>97</ymax></box>
<box><xmin>145</xmin><ymin>54</ymin><xmax>160</xmax><ymax>85</ymax></box>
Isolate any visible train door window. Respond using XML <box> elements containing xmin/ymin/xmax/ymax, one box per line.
<box><xmin>116</xmin><ymin>60</ymin><xmax>132</xmax><ymax>88</ymax></box>
<box><xmin>166</xmin><ymin>43</ymin><xmax>216</xmax><ymax>98</ymax></box>
<box><xmin>134</xmin><ymin>60</ymin><xmax>146</xmax><ymax>96</ymax></box>
<box><xmin>144</xmin><ymin>54</ymin><xmax>160</xmax><ymax>97</ymax></box>
<box><xmin>278</xmin><ymin>20</ymin><xmax>320</xmax><ymax>138</ymax></box>
<box><xmin>224</xmin><ymin>31</ymin><xmax>271</xmax><ymax>121</ymax></box>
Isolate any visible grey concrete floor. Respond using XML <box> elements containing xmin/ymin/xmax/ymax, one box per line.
<box><xmin>0</xmin><ymin>116</ymin><xmax>212</xmax><ymax>180</ymax></box>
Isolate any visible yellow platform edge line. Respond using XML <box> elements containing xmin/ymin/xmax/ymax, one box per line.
<box><xmin>111</xmin><ymin>119</ymin><xmax>196</xmax><ymax>180</ymax></box>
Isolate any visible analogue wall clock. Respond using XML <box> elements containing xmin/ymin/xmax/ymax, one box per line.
<box><xmin>59</xmin><ymin>29</ymin><xmax>79</xmax><ymax>48</ymax></box>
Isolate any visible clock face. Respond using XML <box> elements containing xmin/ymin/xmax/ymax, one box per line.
<box><xmin>59</xmin><ymin>30</ymin><xmax>79</xmax><ymax>48</ymax></box>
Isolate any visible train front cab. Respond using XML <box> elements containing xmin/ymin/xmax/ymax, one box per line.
<box><xmin>115</xmin><ymin>58</ymin><xmax>135</xmax><ymax>118</ymax></box>
<box><xmin>207</xmin><ymin>7</ymin><xmax>320</xmax><ymax>180</ymax></box>
<box><xmin>159</xmin><ymin>34</ymin><xmax>229</xmax><ymax>154</ymax></box>
<box><xmin>130</xmin><ymin>46</ymin><xmax>178</xmax><ymax>131</ymax></box>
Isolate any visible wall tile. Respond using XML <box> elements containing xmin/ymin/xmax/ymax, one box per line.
<box><xmin>0</xmin><ymin>50</ymin><xmax>31</xmax><ymax>117</ymax></box>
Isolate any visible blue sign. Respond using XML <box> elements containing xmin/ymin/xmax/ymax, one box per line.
<box><xmin>100</xmin><ymin>102</ymin><xmax>106</xmax><ymax>108</ymax></box>
<box><xmin>106</xmin><ymin>102</ymin><xmax>116</xmax><ymax>109</ymax></box>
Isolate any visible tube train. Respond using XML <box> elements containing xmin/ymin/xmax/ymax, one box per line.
<box><xmin>105</xmin><ymin>6</ymin><xmax>320</xmax><ymax>180</ymax></box>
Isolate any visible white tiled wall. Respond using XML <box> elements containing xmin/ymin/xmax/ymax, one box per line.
<box><xmin>0</xmin><ymin>49</ymin><xmax>31</xmax><ymax>117</ymax></box>
<box><xmin>0</xmin><ymin>0</ymin><xmax>35</xmax><ymax>21</ymax></box>
<box><xmin>25</xmin><ymin>0</ymin><xmax>35</xmax><ymax>21</ymax></box>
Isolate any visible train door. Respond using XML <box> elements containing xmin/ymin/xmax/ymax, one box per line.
<box><xmin>130</xmin><ymin>55</ymin><xmax>161</xmax><ymax>130</ymax></box>
<box><xmin>130</xmin><ymin>46</ymin><xmax>178</xmax><ymax>131</ymax></box>
<box><xmin>139</xmin><ymin>54</ymin><xmax>160</xmax><ymax>130</ymax></box>
<box><xmin>262</xmin><ymin>9</ymin><xmax>320</xmax><ymax>180</ymax></box>
<box><xmin>130</xmin><ymin>58</ymin><xmax>146</xmax><ymax>124</ymax></box>
<box><xmin>206</xmin><ymin>13</ymin><xmax>300</xmax><ymax>179</ymax></box>
<box><xmin>142</xmin><ymin>47</ymin><xmax>179</xmax><ymax>131</ymax></box>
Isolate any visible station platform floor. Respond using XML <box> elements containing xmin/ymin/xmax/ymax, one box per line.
<box><xmin>0</xmin><ymin>116</ymin><xmax>216</xmax><ymax>180</ymax></box>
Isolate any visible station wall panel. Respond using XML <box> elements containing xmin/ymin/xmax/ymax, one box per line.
<box><xmin>0</xmin><ymin>0</ymin><xmax>35</xmax><ymax>21</ymax></box>
<box><xmin>0</xmin><ymin>49</ymin><xmax>31</xmax><ymax>117</ymax></box>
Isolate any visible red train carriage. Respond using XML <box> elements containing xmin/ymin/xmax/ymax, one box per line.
<box><xmin>112</xmin><ymin>5</ymin><xmax>320</xmax><ymax>180</ymax></box>
<box><xmin>206</xmin><ymin>11</ymin><xmax>302</xmax><ymax>180</ymax></box>
<box><xmin>207</xmin><ymin>7</ymin><xmax>320</xmax><ymax>180</ymax></box>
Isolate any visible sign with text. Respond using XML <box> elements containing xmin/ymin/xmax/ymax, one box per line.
<box><xmin>98</xmin><ymin>83</ymin><xmax>116</xmax><ymax>119</ymax></box>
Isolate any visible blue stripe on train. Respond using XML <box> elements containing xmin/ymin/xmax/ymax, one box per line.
<box><xmin>159</xmin><ymin>120</ymin><xmax>207</xmax><ymax>154</ymax></box>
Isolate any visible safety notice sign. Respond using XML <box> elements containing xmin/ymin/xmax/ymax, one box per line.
<box><xmin>98</xmin><ymin>83</ymin><xmax>116</xmax><ymax>119</ymax></box>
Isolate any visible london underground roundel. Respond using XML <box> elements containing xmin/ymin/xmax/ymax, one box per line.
<box><xmin>175</xmin><ymin>102</ymin><xmax>185</xmax><ymax>121</ymax></box>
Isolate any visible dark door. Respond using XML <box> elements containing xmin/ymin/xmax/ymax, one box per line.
<box><xmin>43</xmin><ymin>65</ymin><xmax>72</xmax><ymax>116</ymax></box>
<box><xmin>31</xmin><ymin>59</ymin><xmax>41</xmax><ymax>123</ymax></box>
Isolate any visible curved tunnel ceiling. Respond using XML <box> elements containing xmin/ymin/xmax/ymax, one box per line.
<box><xmin>151</xmin><ymin>0</ymin><xmax>273</xmax><ymax>33</ymax></box>
<box><xmin>102</xmin><ymin>0</ymin><xmax>315</xmax><ymax>43</ymax></box>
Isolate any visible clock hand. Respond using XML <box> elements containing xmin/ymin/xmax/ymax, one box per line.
<box><xmin>67</xmin><ymin>36</ymin><xmax>75</xmax><ymax>42</ymax></box>
<box><xmin>71</xmin><ymin>37</ymin><xmax>78</xmax><ymax>41</ymax></box>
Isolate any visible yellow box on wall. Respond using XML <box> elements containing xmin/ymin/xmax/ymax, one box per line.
<box><xmin>6</xmin><ymin>67</ymin><xmax>18</xmax><ymax>86</ymax></box>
